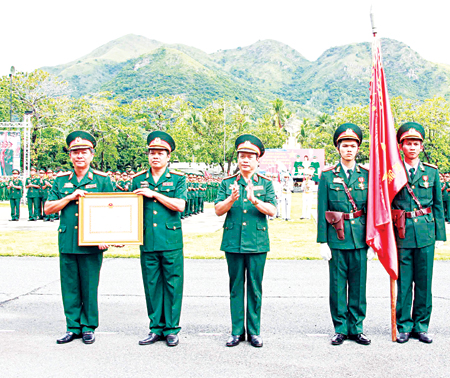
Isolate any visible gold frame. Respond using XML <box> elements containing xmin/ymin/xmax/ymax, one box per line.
<box><xmin>79</xmin><ymin>192</ymin><xmax>143</xmax><ymax>246</ymax></box>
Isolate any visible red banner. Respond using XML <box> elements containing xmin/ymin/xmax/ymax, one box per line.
<box><xmin>366</xmin><ymin>37</ymin><xmax>407</xmax><ymax>280</ymax></box>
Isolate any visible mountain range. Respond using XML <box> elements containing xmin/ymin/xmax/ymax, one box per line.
<box><xmin>42</xmin><ymin>34</ymin><xmax>450</xmax><ymax>114</ymax></box>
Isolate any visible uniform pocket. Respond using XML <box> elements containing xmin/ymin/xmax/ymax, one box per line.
<box><xmin>58</xmin><ymin>225</ymin><xmax>67</xmax><ymax>253</ymax></box>
<box><xmin>256</xmin><ymin>222</ymin><xmax>269</xmax><ymax>250</ymax></box>
<box><xmin>166</xmin><ymin>221</ymin><xmax>182</xmax><ymax>244</ymax></box>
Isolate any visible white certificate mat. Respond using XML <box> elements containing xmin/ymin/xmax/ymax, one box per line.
<box><xmin>79</xmin><ymin>193</ymin><xmax>143</xmax><ymax>245</ymax></box>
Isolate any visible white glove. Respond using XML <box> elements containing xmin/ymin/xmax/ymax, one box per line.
<box><xmin>320</xmin><ymin>243</ymin><xmax>332</xmax><ymax>261</ymax></box>
<box><xmin>435</xmin><ymin>241</ymin><xmax>445</xmax><ymax>249</ymax></box>
<box><xmin>367</xmin><ymin>247</ymin><xmax>377</xmax><ymax>261</ymax></box>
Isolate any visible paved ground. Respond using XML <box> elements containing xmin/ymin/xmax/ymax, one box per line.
<box><xmin>1</xmin><ymin>257</ymin><xmax>450</xmax><ymax>377</ymax></box>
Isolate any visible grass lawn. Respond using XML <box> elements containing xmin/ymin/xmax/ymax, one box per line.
<box><xmin>1</xmin><ymin>193</ymin><xmax>450</xmax><ymax>260</ymax></box>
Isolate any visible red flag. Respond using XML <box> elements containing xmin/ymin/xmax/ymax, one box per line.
<box><xmin>366</xmin><ymin>37</ymin><xmax>408</xmax><ymax>280</ymax></box>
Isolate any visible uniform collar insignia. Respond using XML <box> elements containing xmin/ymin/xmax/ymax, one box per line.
<box><xmin>88</xmin><ymin>171</ymin><xmax>93</xmax><ymax>180</ymax></box>
<box><xmin>419</xmin><ymin>162</ymin><xmax>425</xmax><ymax>171</ymax></box>
<box><xmin>69</xmin><ymin>171</ymin><xmax>74</xmax><ymax>180</ymax></box>
<box><xmin>356</xmin><ymin>165</ymin><xmax>360</xmax><ymax>173</ymax></box>
<box><xmin>166</xmin><ymin>172</ymin><xmax>171</xmax><ymax>178</ymax></box>
<box><xmin>253</xmin><ymin>174</ymin><xmax>258</xmax><ymax>182</ymax></box>
<box><xmin>336</xmin><ymin>165</ymin><xmax>341</xmax><ymax>173</ymax></box>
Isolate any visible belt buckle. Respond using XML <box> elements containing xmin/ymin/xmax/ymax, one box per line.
<box><xmin>411</xmin><ymin>210</ymin><xmax>417</xmax><ymax>218</ymax></box>
<box><xmin>348</xmin><ymin>213</ymin><xmax>354</xmax><ymax>220</ymax></box>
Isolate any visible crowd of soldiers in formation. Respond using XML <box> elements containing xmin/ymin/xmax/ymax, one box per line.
<box><xmin>1</xmin><ymin>167</ymin><xmax>222</xmax><ymax>221</ymax></box>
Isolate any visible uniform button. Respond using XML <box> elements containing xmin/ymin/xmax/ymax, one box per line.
<box><xmin>75</xmin><ymin>213</ymin><xmax>78</xmax><ymax>217</ymax></box>
<box><xmin>244</xmin><ymin>199</ymin><xmax>248</xmax><ymax>202</ymax></box>
<box><xmin>414</xmin><ymin>208</ymin><xmax>417</xmax><ymax>211</ymax></box>
<box><xmin>76</xmin><ymin>201</ymin><xmax>79</xmax><ymax>205</ymax></box>
<box><xmin>75</xmin><ymin>226</ymin><xmax>78</xmax><ymax>229</ymax></box>
<box><xmin>153</xmin><ymin>210</ymin><xmax>157</xmax><ymax>215</ymax></box>
<box><xmin>173</xmin><ymin>226</ymin><xmax>176</xmax><ymax>230</ymax></box>
<box><xmin>155</xmin><ymin>188</ymin><xmax>158</xmax><ymax>191</ymax></box>
<box><xmin>263</xmin><ymin>227</ymin><xmax>266</xmax><ymax>231</ymax></box>
<box><xmin>349</xmin><ymin>188</ymin><xmax>352</xmax><ymax>191</ymax></box>
<box><xmin>414</xmin><ymin>219</ymin><xmax>418</xmax><ymax>223</ymax></box>
<box><xmin>154</xmin><ymin>200</ymin><xmax>157</xmax><ymax>203</ymax></box>
<box><xmin>59</xmin><ymin>229</ymin><xmax>62</xmax><ymax>233</ymax></box>
<box><xmin>350</xmin><ymin>210</ymin><xmax>353</xmax><ymax>213</ymax></box>
<box><xmin>257</xmin><ymin>194</ymin><xmax>261</xmax><ymax>197</ymax></box>
<box><xmin>243</xmin><ymin>210</ymin><xmax>247</xmax><ymax>213</ymax></box>
<box><xmin>351</xmin><ymin>221</ymin><xmax>355</xmax><ymax>224</ymax></box>
<box><xmin>412</xmin><ymin>185</ymin><xmax>415</xmax><ymax>189</ymax></box>
<box><xmin>243</xmin><ymin>222</ymin><xmax>247</xmax><ymax>226</ymax></box>
<box><xmin>153</xmin><ymin>223</ymin><xmax>157</xmax><ymax>227</ymax></box>
<box><xmin>65</xmin><ymin>191</ymin><xmax>68</xmax><ymax>194</ymax></box>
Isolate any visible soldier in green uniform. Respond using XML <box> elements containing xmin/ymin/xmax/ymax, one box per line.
<box><xmin>8</xmin><ymin>169</ymin><xmax>22</xmax><ymax>221</ymax></box>
<box><xmin>444</xmin><ymin>172</ymin><xmax>450</xmax><ymax>222</ymax></box>
<box><xmin>393</xmin><ymin>122</ymin><xmax>446</xmax><ymax>344</ymax></box>
<box><xmin>38</xmin><ymin>169</ymin><xmax>46</xmax><ymax>219</ymax></box>
<box><xmin>116</xmin><ymin>172</ymin><xmax>131</xmax><ymax>192</ymax></box>
<box><xmin>0</xmin><ymin>177</ymin><xmax>6</xmax><ymax>201</ymax></box>
<box><xmin>45</xmin><ymin>131</ymin><xmax>113</xmax><ymax>345</ymax></box>
<box><xmin>215</xmin><ymin>134</ymin><xmax>277</xmax><ymax>348</ymax></box>
<box><xmin>42</xmin><ymin>169</ymin><xmax>55</xmax><ymax>221</ymax></box>
<box><xmin>132</xmin><ymin>131</ymin><xmax>187</xmax><ymax>347</ymax></box>
<box><xmin>317</xmin><ymin>123</ymin><xmax>374</xmax><ymax>346</ymax></box>
<box><xmin>311</xmin><ymin>156</ymin><xmax>321</xmax><ymax>184</ymax></box>
<box><xmin>25</xmin><ymin>167</ymin><xmax>41</xmax><ymax>221</ymax></box>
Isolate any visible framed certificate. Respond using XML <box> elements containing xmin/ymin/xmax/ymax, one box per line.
<box><xmin>79</xmin><ymin>193</ymin><xmax>143</xmax><ymax>246</ymax></box>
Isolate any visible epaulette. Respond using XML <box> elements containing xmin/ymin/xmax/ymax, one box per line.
<box><xmin>423</xmin><ymin>162</ymin><xmax>438</xmax><ymax>169</ymax></box>
<box><xmin>93</xmin><ymin>169</ymin><xmax>108</xmax><ymax>177</ymax></box>
<box><xmin>131</xmin><ymin>170</ymin><xmax>147</xmax><ymax>179</ymax></box>
<box><xmin>257</xmin><ymin>173</ymin><xmax>271</xmax><ymax>181</ymax></box>
<box><xmin>170</xmin><ymin>170</ymin><xmax>185</xmax><ymax>176</ymax></box>
<box><xmin>57</xmin><ymin>171</ymin><xmax>70</xmax><ymax>177</ymax></box>
<box><xmin>359</xmin><ymin>164</ymin><xmax>369</xmax><ymax>171</ymax></box>
<box><xmin>223</xmin><ymin>173</ymin><xmax>239</xmax><ymax>180</ymax></box>
<box><xmin>322</xmin><ymin>165</ymin><xmax>336</xmax><ymax>172</ymax></box>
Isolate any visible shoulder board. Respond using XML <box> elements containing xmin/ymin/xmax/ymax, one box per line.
<box><xmin>423</xmin><ymin>162</ymin><xmax>438</xmax><ymax>169</ymax></box>
<box><xmin>56</xmin><ymin>171</ymin><xmax>70</xmax><ymax>177</ymax></box>
<box><xmin>257</xmin><ymin>173</ymin><xmax>271</xmax><ymax>181</ymax></box>
<box><xmin>169</xmin><ymin>170</ymin><xmax>185</xmax><ymax>176</ymax></box>
<box><xmin>93</xmin><ymin>170</ymin><xmax>108</xmax><ymax>177</ymax></box>
<box><xmin>223</xmin><ymin>173</ymin><xmax>239</xmax><ymax>180</ymax></box>
<box><xmin>359</xmin><ymin>164</ymin><xmax>369</xmax><ymax>171</ymax></box>
<box><xmin>131</xmin><ymin>170</ymin><xmax>147</xmax><ymax>179</ymax></box>
<box><xmin>322</xmin><ymin>165</ymin><xmax>336</xmax><ymax>173</ymax></box>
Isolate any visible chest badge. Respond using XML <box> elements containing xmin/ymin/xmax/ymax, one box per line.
<box><xmin>358</xmin><ymin>177</ymin><xmax>365</xmax><ymax>190</ymax></box>
<box><xmin>423</xmin><ymin>175</ymin><xmax>429</xmax><ymax>188</ymax></box>
<box><xmin>63</xmin><ymin>183</ymin><xmax>74</xmax><ymax>188</ymax></box>
<box><xmin>85</xmin><ymin>184</ymin><xmax>97</xmax><ymax>189</ymax></box>
<box><xmin>140</xmin><ymin>181</ymin><xmax>150</xmax><ymax>189</ymax></box>
<box><xmin>333</xmin><ymin>178</ymin><xmax>344</xmax><ymax>184</ymax></box>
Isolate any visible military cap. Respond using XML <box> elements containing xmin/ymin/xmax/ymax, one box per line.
<box><xmin>12</xmin><ymin>169</ymin><xmax>20</xmax><ymax>174</ymax></box>
<box><xmin>147</xmin><ymin>131</ymin><xmax>176</xmax><ymax>153</ymax></box>
<box><xmin>66</xmin><ymin>130</ymin><xmax>96</xmax><ymax>151</ymax></box>
<box><xmin>115</xmin><ymin>170</ymin><xmax>122</xmax><ymax>174</ymax></box>
<box><xmin>235</xmin><ymin>134</ymin><xmax>265</xmax><ymax>157</ymax></box>
<box><xmin>47</xmin><ymin>169</ymin><xmax>53</xmax><ymax>173</ymax></box>
<box><xmin>30</xmin><ymin>166</ymin><xmax>37</xmax><ymax>172</ymax></box>
<box><xmin>397</xmin><ymin>122</ymin><xmax>425</xmax><ymax>143</ymax></box>
<box><xmin>334</xmin><ymin>123</ymin><xmax>363</xmax><ymax>146</ymax></box>
<box><xmin>39</xmin><ymin>169</ymin><xmax>45</xmax><ymax>174</ymax></box>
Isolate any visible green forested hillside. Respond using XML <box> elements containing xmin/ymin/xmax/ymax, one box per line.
<box><xmin>41</xmin><ymin>34</ymin><xmax>450</xmax><ymax>113</ymax></box>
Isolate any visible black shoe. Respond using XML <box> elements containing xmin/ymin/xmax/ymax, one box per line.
<box><xmin>348</xmin><ymin>333</ymin><xmax>371</xmax><ymax>345</ymax></box>
<box><xmin>331</xmin><ymin>333</ymin><xmax>347</xmax><ymax>345</ymax></box>
<box><xmin>166</xmin><ymin>334</ymin><xmax>179</xmax><ymax>347</ymax></box>
<box><xmin>139</xmin><ymin>332</ymin><xmax>161</xmax><ymax>345</ymax></box>
<box><xmin>248</xmin><ymin>334</ymin><xmax>263</xmax><ymax>347</ymax></box>
<box><xmin>226</xmin><ymin>334</ymin><xmax>245</xmax><ymax>347</ymax></box>
<box><xmin>411</xmin><ymin>332</ymin><xmax>433</xmax><ymax>344</ymax></box>
<box><xmin>9</xmin><ymin>219</ymin><xmax>14</xmax><ymax>221</ymax></box>
<box><xmin>56</xmin><ymin>332</ymin><xmax>81</xmax><ymax>344</ymax></box>
<box><xmin>396</xmin><ymin>332</ymin><xmax>410</xmax><ymax>343</ymax></box>
<box><xmin>28</xmin><ymin>219</ymin><xmax>35</xmax><ymax>221</ymax></box>
<box><xmin>82</xmin><ymin>331</ymin><xmax>95</xmax><ymax>344</ymax></box>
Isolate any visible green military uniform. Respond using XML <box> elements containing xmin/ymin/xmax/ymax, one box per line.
<box><xmin>0</xmin><ymin>179</ymin><xmax>6</xmax><ymax>201</ymax></box>
<box><xmin>133</xmin><ymin>131</ymin><xmax>187</xmax><ymax>339</ymax></box>
<box><xmin>43</xmin><ymin>173</ymin><xmax>55</xmax><ymax>221</ymax></box>
<box><xmin>392</xmin><ymin>123</ymin><xmax>446</xmax><ymax>337</ymax></box>
<box><xmin>215</xmin><ymin>134</ymin><xmax>276</xmax><ymax>339</ymax></box>
<box><xmin>38</xmin><ymin>170</ymin><xmax>46</xmax><ymax>219</ymax></box>
<box><xmin>441</xmin><ymin>180</ymin><xmax>449</xmax><ymax>222</ymax></box>
<box><xmin>445</xmin><ymin>180</ymin><xmax>450</xmax><ymax>222</ymax></box>
<box><xmin>48</xmin><ymin>131</ymin><xmax>113</xmax><ymax>337</ymax></box>
<box><xmin>26</xmin><ymin>169</ymin><xmax>41</xmax><ymax>220</ymax></box>
<box><xmin>311</xmin><ymin>158</ymin><xmax>321</xmax><ymax>183</ymax></box>
<box><xmin>8</xmin><ymin>170</ymin><xmax>22</xmax><ymax>221</ymax></box>
<box><xmin>317</xmin><ymin>123</ymin><xmax>370</xmax><ymax>339</ymax></box>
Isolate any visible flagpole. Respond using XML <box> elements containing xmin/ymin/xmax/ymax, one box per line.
<box><xmin>370</xmin><ymin>6</ymin><xmax>397</xmax><ymax>342</ymax></box>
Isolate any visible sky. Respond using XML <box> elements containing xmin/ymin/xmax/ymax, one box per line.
<box><xmin>1</xmin><ymin>0</ymin><xmax>449</xmax><ymax>76</ymax></box>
